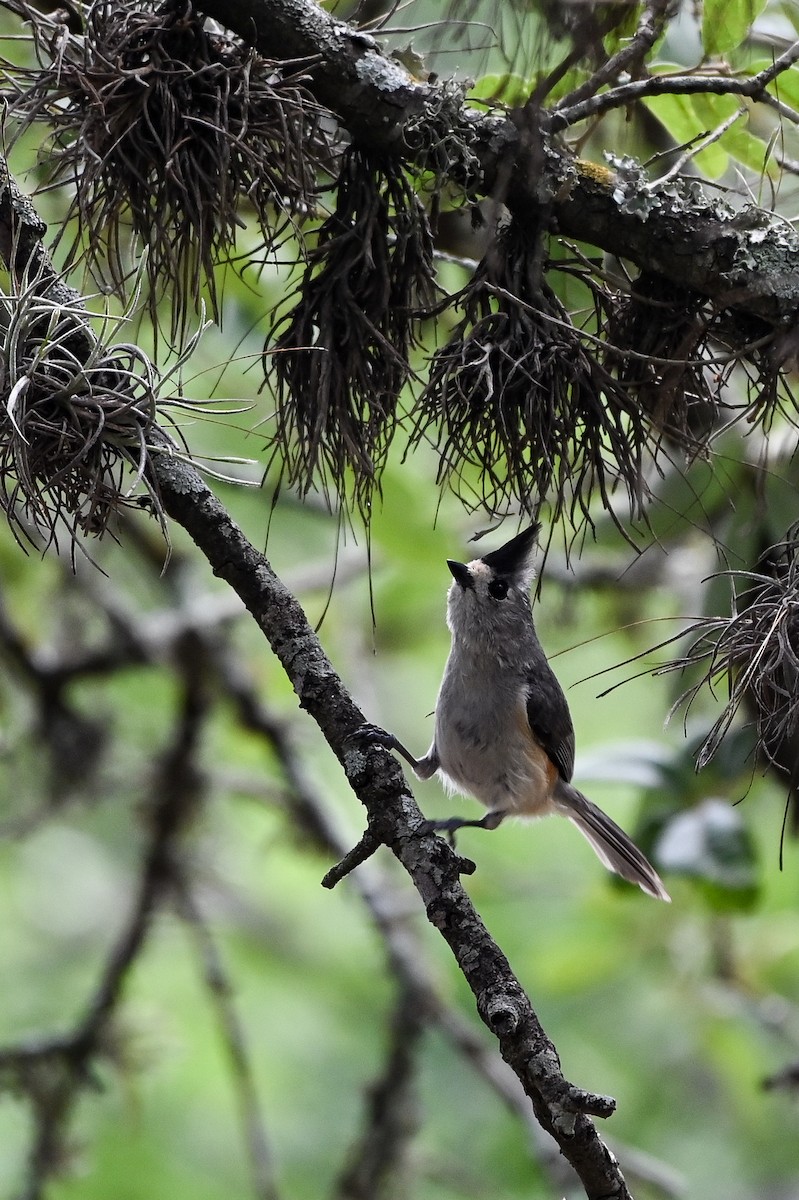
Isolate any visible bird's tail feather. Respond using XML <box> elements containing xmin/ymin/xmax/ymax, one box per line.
<box><xmin>555</xmin><ymin>784</ymin><xmax>670</xmax><ymax>902</ymax></box>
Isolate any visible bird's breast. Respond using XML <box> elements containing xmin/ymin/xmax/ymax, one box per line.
<box><xmin>433</xmin><ymin>660</ymin><xmax>554</xmax><ymax>814</ymax></box>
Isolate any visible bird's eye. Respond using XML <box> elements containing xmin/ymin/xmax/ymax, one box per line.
<box><xmin>488</xmin><ymin>578</ymin><xmax>509</xmax><ymax>600</ymax></box>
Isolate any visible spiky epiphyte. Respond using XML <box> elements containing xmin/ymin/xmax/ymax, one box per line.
<box><xmin>0</xmin><ymin>280</ymin><xmax>164</xmax><ymax>547</ymax></box>
<box><xmin>662</xmin><ymin>535</ymin><xmax>799</xmax><ymax>774</ymax></box>
<box><xmin>268</xmin><ymin>146</ymin><xmax>436</xmax><ymax>518</ymax></box>
<box><xmin>608</xmin><ymin>272</ymin><xmax>727</xmax><ymax>448</ymax></box>
<box><xmin>410</xmin><ymin>218</ymin><xmax>651</xmax><ymax>528</ymax></box>
<box><xmin>5</xmin><ymin>0</ymin><xmax>323</xmax><ymax>339</ymax></box>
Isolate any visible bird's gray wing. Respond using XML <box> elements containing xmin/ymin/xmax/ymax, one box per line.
<box><xmin>525</xmin><ymin>656</ymin><xmax>576</xmax><ymax>782</ymax></box>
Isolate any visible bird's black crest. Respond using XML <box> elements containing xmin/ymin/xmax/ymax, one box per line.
<box><xmin>480</xmin><ymin>523</ymin><xmax>541</xmax><ymax>578</ymax></box>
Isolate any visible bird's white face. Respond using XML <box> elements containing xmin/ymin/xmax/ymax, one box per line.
<box><xmin>446</xmin><ymin>557</ymin><xmax>535</xmax><ymax>653</ymax></box>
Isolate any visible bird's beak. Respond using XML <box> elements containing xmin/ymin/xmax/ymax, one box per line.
<box><xmin>447</xmin><ymin>560</ymin><xmax>474</xmax><ymax>590</ymax></box>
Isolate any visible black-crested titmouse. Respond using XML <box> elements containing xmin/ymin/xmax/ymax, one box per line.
<box><xmin>358</xmin><ymin>523</ymin><xmax>670</xmax><ymax>901</ymax></box>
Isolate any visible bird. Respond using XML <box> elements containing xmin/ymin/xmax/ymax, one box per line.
<box><xmin>356</xmin><ymin>523</ymin><xmax>670</xmax><ymax>901</ymax></box>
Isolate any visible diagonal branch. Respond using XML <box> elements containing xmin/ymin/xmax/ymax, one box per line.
<box><xmin>0</xmin><ymin>153</ymin><xmax>637</xmax><ymax>1200</ymax></box>
<box><xmin>1</xmin><ymin>150</ymin><xmax>641</xmax><ymax>1195</ymax></box>
<box><xmin>228</xmin><ymin>655</ymin><xmax>684</xmax><ymax>1197</ymax></box>
<box><xmin>149</xmin><ymin>435</ymin><xmax>629</xmax><ymax>1199</ymax></box>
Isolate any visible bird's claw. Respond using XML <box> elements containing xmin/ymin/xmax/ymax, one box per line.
<box><xmin>347</xmin><ymin>722</ymin><xmax>397</xmax><ymax>751</ymax></box>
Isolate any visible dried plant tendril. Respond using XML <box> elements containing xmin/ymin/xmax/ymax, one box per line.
<box><xmin>660</xmin><ymin>538</ymin><xmax>799</xmax><ymax>775</ymax></box>
<box><xmin>267</xmin><ymin>146</ymin><xmax>436</xmax><ymax>518</ymax></box>
<box><xmin>410</xmin><ymin>218</ymin><xmax>653</xmax><ymax>529</ymax></box>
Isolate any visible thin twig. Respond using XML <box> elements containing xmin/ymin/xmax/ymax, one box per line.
<box><xmin>649</xmin><ymin>107</ymin><xmax>747</xmax><ymax>189</ymax></box>
<box><xmin>552</xmin><ymin>42</ymin><xmax>799</xmax><ymax>130</ymax></box>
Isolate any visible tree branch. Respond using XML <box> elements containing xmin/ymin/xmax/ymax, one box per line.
<box><xmin>0</xmin><ymin>239</ymin><xmax>635</xmax><ymax>1191</ymax></box>
<box><xmin>0</xmin><ymin>633</ymin><xmax>208</xmax><ymax>1198</ymax></box>
<box><xmin>207</xmin><ymin>552</ymin><xmax>686</xmax><ymax>1193</ymax></box>
<box><xmin>196</xmin><ymin>0</ymin><xmax>437</xmax><ymax>151</ymax></box>
<box><xmin>333</xmin><ymin>982</ymin><xmax>424</xmax><ymax>1200</ymax></box>
<box><xmin>176</xmin><ymin>879</ymin><xmax>282</xmax><ymax>1200</ymax></box>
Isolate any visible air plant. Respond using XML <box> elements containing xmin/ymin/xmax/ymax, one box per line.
<box><xmin>410</xmin><ymin>216</ymin><xmax>652</xmax><ymax>528</ymax></box>
<box><xmin>660</xmin><ymin>539</ymin><xmax>799</xmax><ymax>777</ymax></box>
<box><xmin>0</xmin><ymin>257</ymin><xmax>202</xmax><ymax>550</ymax></box>
<box><xmin>268</xmin><ymin>146</ymin><xmax>436</xmax><ymax>518</ymax></box>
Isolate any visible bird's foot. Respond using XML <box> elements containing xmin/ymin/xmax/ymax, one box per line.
<box><xmin>347</xmin><ymin>723</ymin><xmax>400</xmax><ymax>752</ymax></box>
<box><xmin>421</xmin><ymin>810</ymin><xmax>506</xmax><ymax>846</ymax></box>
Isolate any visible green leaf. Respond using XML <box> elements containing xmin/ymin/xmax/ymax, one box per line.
<box><xmin>643</xmin><ymin>88</ymin><xmax>774</xmax><ymax>179</ymax></box>
<box><xmin>766</xmin><ymin>66</ymin><xmax>799</xmax><ymax>112</ymax></box>
<box><xmin>721</xmin><ymin>123</ymin><xmax>775</xmax><ymax>175</ymax></box>
<box><xmin>703</xmin><ymin>0</ymin><xmax>768</xmax><ymax>55</ymax></box>
<box><xmin>469</xmin><ymin>73</ymin><xmax>533</xmax><ymax>107</ymax></box>
<box><xmin>642</xmin><ymin>85</ymin><xmax>699</xmax><ymax>147</ymax></box>
<box><xmin>642</xmin><ymin>92</ymin><xmax>729</xmax><ymax>178</ymax></box>
<box><xmin>690</xmin><ymin>92</ymin><xmax>774</xmax><ymax>177</ymax></box>
<box><xmin>541</xmin><ymin>66</ymin><xmax>590</xmax><ymax>105</ymax></box>
<box><xmin>656</xmin><ymin>797</ymin><xmax>760</xmax><ymax>910</ymax></box>
<box><xmin>746</xmin><ymin>57</ymin><xmax>799</xmax><ymax>109</ymax></box>
<box><xmin>577</xmin><ymin>740</ymin><xmax>675</xmax><ymax>790</ymax></box>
